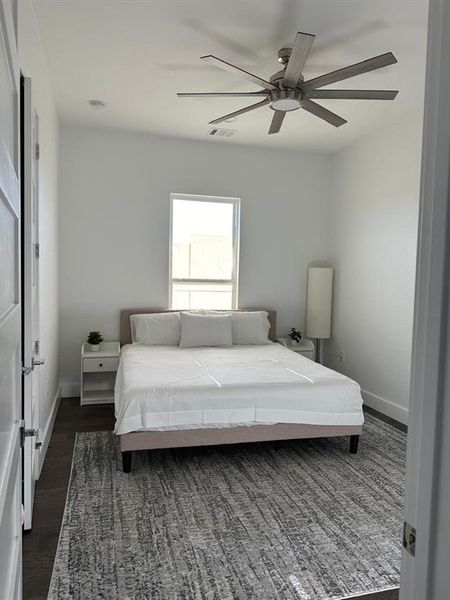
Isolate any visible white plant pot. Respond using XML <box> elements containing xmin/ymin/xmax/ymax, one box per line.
<box><xmin>90</xmin><ymin>344</ymin><xmax>100</xmax><ymax>352</ymax></box>
<box><xmin>289</xmin><ymin>339</ymin><xmax>299</xmax><ymax>346</ymax></box>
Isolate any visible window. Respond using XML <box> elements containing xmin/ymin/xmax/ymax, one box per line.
<box><xmin>169</xmin><ymin>193</ymin><xmax>240</xmax><ymax>310</ymax></box>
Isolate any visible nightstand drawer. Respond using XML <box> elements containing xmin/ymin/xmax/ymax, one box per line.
<box><xmin>84</xmin><ymin>357</ymin><xmax>119</xmax><ymax>372</ymax></box>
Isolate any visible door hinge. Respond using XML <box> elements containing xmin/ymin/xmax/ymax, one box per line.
<box><xmin>35</xmin><ymin>242</ymin><xmax>40</xmax><ymax>259</ymax></box>
<box><xmin>20</xmin><ymin>426</ymin><xmax>38</xmax><ymax>448</ymax></box>
<box><xmin>35</xmin><ymin>142</ymin><xmax>40</xmax><ymax>160</ymax></box>
<box><xmin>403</xmin><ymin>521</ymin><xmax>416</xmax><ymax>557</ymax></box>
<box><xmin>34</xmin><ymin>339</ymin><xmax>40</xmax><ymax>354</ymax></box>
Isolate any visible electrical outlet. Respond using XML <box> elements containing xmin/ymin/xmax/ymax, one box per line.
<box><xmin>337</xmin><ymin>350</ymin><xmax>345</xmax><ymax>363</ymax></box>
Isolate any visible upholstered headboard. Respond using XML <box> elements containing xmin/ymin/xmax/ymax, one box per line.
<box><xmin>119</xmin><ymin>308</ymin><xmax>277</xmax><ymax>346</ymax></box>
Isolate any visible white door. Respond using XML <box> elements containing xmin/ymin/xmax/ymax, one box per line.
<box><xmin>22</xmin><ymin>77</ymin><xmax>43</xmax><ymax>531</ymax></box>
<box><xmin>0</xmin><ymin>0</ymin><xmax>23</xmax><ymax>598</ymax></box>
<box><xmin>400</xmin><ymin>0</ymin><xmax>450</xmax><ymax>598</ymax></box>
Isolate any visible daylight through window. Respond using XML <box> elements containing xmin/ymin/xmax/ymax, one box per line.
<box><xmin>169</xmin><ymin>194</ymin><xmax>240</xmax><ymax>309</ymax></box>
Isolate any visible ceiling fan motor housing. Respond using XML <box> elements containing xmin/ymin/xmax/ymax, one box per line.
<box><xmin>270</xmin><ymin>89</ymin><xmax>303</xmax><ymax>112</ymax></box>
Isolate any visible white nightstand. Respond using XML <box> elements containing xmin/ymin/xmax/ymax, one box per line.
<box><xmin>276</xmin><ymin>337</ymin><xmax>316</xmax><ymax>361</ymax></box>
<box><xmin>81</xmin><ymin>341</ymin><xmax>120</xmax><ymax>406</ymax></box>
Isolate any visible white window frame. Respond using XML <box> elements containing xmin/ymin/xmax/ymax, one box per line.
<box><xmin>169</xmin><ymin>192</ymin><xmax>240</xmax><ymax>310</ymax></box>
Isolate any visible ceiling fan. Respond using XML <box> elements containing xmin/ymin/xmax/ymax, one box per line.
<box><xmin>177</xmin><ymin>32</ymin><xmax>398</xmax><ymax>134</ymax></box>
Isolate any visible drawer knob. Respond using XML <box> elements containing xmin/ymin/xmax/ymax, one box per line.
<box><xmin>99</xmin><ymin>363</ymin><xmax>103</xmax><ymax>367</ymax></box>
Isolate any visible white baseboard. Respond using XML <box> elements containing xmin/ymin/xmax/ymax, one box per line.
<box><xmin>362</xmin><ymin>389</ymin><xmax>409</xmax><ymax>425</ymax></box>
<box><xmin>37</xmin><ymin>386</ymin><xmax>61</xmax><ymax>477</ymax></box>
<box><xmin>61</xmin><ymin>382</ymin><xmax>80</xmax><ymax>397</ymax></box>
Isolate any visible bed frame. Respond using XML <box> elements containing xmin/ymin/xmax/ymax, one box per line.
<box><xmin>118</xmin><ymin>308</ymin><xmax>362</xmax><ymax>472</ymax></box>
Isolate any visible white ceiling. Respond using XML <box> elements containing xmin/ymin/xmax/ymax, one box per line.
<box><xmin>33</xmin><ymin>0</ymin><xmax>429</xmax><ymax>152</ymax></box>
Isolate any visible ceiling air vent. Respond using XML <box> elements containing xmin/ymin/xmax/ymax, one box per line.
<box><xmin>208</xmin><ymin>128</ymin><xmax>236</xmax><ymax>137</ymax></box>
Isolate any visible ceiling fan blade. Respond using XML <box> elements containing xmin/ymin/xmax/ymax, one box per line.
<box><xmin>302</xmin><ymin>52</ymin><xmax>397</xmax><ymax>92</ymax></box>
<box><xmin>268</xmin><ymin>110</ymin><xmax>286</xmax><ymax>134</ymax></box>
<box><xmin>282</xmin><ymin>31</ymin><xmax>315</xmax><ymax>89</ymax></box>
<box><xmin>209</xmin><ymin>98</ymin><xmax>271</xmax><ymax>125</ymax></box>
<box><xmin>177</xmin><ymin>91</ymin><xmax>269</xmax><ymax>97</ymax></box>
<box><xmin>301</xmin><ymin>99</ymin><xmax>347</xmax><ymax>127</ymax></box>
<box><xmin>201</xmin><ymin>55</ymin><xmax>277</xmax><ymax>90</ymax></box>
<box><xmin>308</xmin><ymin>89</ymin><xmax>399</xmax><ymax>100</ymax></box>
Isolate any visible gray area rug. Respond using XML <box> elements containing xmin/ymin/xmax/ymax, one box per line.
<box><xmin>49</xmin><ymin>415</ymin><xmax>405</xmax><ymax>600</ymax></box>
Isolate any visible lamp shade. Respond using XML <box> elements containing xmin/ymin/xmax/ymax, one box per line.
<box><xmin>306</xmin><ymin>267</ymin><xmax>333</xmax><ymax>339</ymax></box>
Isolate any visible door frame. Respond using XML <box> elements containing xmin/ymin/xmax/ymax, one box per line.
<box><xmin>400</xmin><ymin>0</ymin><xmax>450</xmax><ymax>597</ymax></box>
<box><xmin>21</xmin><ymin>75</ymin><xmax>41</xmax><ymax>531</ymax></box>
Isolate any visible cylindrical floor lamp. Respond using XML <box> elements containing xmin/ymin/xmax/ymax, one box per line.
<box><xmin>306</xmin><ymin>267</ymin><xmax>333</xmax><ymax>364</ymax></box>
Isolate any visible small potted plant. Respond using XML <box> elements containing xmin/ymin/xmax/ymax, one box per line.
<box><xmin>87</xmin><ymin>331</ymin><xmax>103</xmax><ymax>352</ymax></box>
<box><xmin>288</xmin><ymin>327</ymin><xmax>303</xmax><ymax>346</ymax></box>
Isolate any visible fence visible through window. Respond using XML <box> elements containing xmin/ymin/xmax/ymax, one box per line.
<box><xmin>169</xmin><ymin>194</ymin><xmax>240</xmax><ymax>310</ymax></box>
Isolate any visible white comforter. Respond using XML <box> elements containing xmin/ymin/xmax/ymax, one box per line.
<box><xmin>114</xmin><ymin>343</ymin><xmax>364</xmax><ymax>434</ymax></box>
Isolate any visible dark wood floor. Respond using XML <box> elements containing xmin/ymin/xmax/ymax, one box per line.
<box><xmin>23</xmin><ymin>398</ymin><xmax>115</xmax><ymax>600</ymax></box>
<box><xmin>23</xmin><ymin>399</ymin><xmax>401</xmax><ymax>600</ymax></box>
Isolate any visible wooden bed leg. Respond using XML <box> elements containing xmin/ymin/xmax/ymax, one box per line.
<box><xmin>350</xmin><ymin>435</ymin><xmax>359</xmax><ymax>454</ymax></box>
<box><xmin>122</xmin><ymin>451</ymin><xmax>132</xmax><ymax>473</ymax></box>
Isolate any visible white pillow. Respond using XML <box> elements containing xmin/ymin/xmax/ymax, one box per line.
<box><xmin>131</xmin><ymin>312</ymin><xmax>180</xmax><ymax>346</ymax></box>
<box><xmin>179</xmin><ymin>312</ymin><xmax>232</xmax><ymax>348</ymax></box>
<box><xmin>231</xmin><ymin>311</ymin><xmax>271</xmax><ymax>345</ymax></box>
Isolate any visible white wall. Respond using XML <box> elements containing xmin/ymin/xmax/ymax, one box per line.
<box><xmin>58</xmin><ymin>117</ymin><xmax>423</xmax><ymax>421</ymax></box>
<box><xmin>58</xmin><ymin>125</ymin><xmax>332</xmax><ymax>390</ymax></box>
<box><xmin>326</xmin><ymin>115</ymin><xmax>423</xmax><ymax>424</ymax></box>
<box><xmin>18</xmin><ymin>2</ymin><xmax>60</xmax><ymax>456</ymax></box>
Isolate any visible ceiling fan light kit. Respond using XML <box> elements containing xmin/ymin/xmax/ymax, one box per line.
<box><xmin>177</xmin><ymin>31</ymin><xmax>398</xmax><ymax>135</ymax></box>
<box><xmin>270</xmin><ymin>89</ymin><xmax>302</xmax><ymax>111</ymax></box>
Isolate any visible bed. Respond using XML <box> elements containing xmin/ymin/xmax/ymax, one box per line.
<box><xmin>116</xmin><ymin>308</ymin><xmax>364</xmax><ymax>472</ymax></box>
